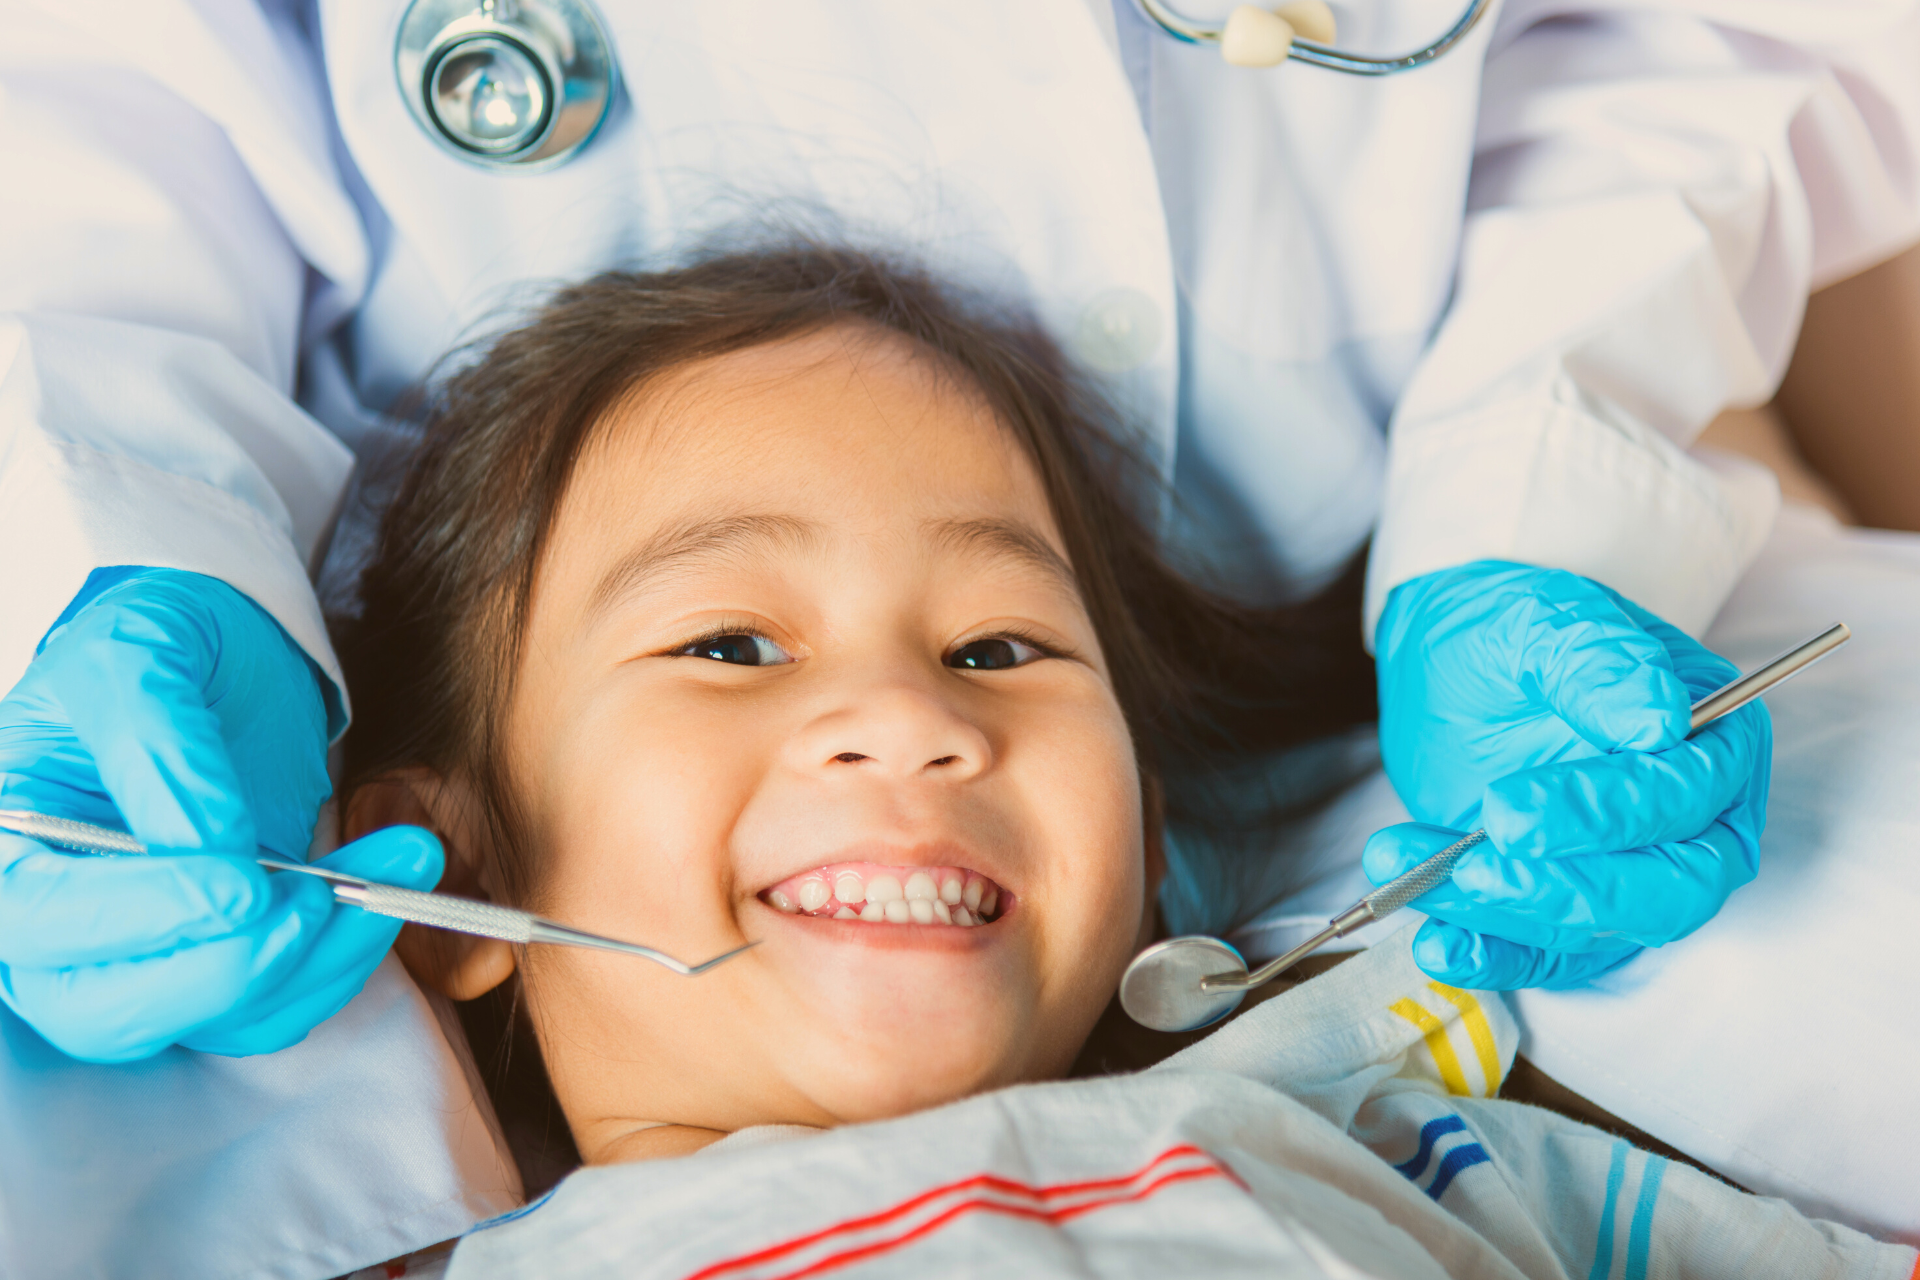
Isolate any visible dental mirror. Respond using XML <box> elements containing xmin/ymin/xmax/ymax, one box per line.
<box><xmin>1118</xmin><ymin>935</ymin><xmax>1250</xmax><ymax>1032</ymax></box>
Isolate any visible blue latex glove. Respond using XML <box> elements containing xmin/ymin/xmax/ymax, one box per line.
<box><xmin>1367</xmin><ymin>562</ymin><xmax>1772</xmax><ymax>989</ymax></box>
<box><xmin>0</xmin><ymin>568</ymin><xmax>441</xmax><ymax>1061</ymax></box>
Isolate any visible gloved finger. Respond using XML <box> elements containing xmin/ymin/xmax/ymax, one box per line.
<box><xmin>42</xmin><ymin>591</ymin><xmax>258</xmax><ymax>854</ymax></box>
<box><xmin>180</xmin><ymin>829</ymin><xmax>442</xmax><ymax>1057</ymax></box>
<box><xmin>0</xmin><ymin>760</ymin><xmax>121</xmax><ymax>828</ymax></box>
<box><xmin>1364</xmin><ymin>824</ymin><xmax>1611</xmax><ymax>951</ymax></box>
<box><xmin>1514</xmin><ymin>581</ymin><xmax>1692</xmax><ymax>754</ymax></box>
<box><xmin>0</xmin><ymin>834</ymin><xmax>269</xmax><ymax>967</ymax></box>
<box><xmin>1409</xmin><ymin>919</ymin><xmax>1641</xmax><ymax>990</ymax></box>
<box><xmin>1605</xmin><ymin>595</ymin><xmax>1742</xmax><ymax>699</ymax></box>
<box><xmin>1362</xmin><ymin>822</ymin><xmax>1482</xmax><ymax>893</ymax></box>
<box><xmin>180</xmin><ymin>963</ymin><xmax>376</xmax><ymax>1056</ymax></box>
<box><xmin>1481</xmin><ymin>710</ymin><xmax>1766</xmax><ymax>858</ymax></box>
<box><xmin>180</xmin><ymin>920</ymin><xmax>403</xmax><ymax>1057</ymax></box>
<box><xmin>1364</xmin><ymin>821</ymin><xmax>1757</xmax><ymax>950</ymax></box>
<box><xmin>0</xmin><ymin>873</ymin><xmax>334</xmax><ymax>1063</ymax></box>
<box><xmin>312</xmin><ymin>824</ymin><xmax>445</xmax><ymax>889</ymax></box>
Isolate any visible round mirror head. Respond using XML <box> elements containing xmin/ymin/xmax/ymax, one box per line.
<box><xmin>428</xmin><ymin>35</ymin><xmax>553</xmax><ymax>155</ymax></box>
<box><xmin>1119</xmin><ymin>936</ymin><xmax>1248</xmax><ymax>1033</ymax></box>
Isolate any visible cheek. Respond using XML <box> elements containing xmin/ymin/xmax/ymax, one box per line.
<box><xmin>519</xmin><ymin>680</ymin><xmax>775</xmax><ymax>934</ymax></box>
<box><xmin>1008</xmin><ymin>699</ymin><xmax>1146</xmax><ymax>1015</ymax></box>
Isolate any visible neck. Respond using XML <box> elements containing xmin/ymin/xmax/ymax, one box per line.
<box><xmin>591</xmin><ymin>1122</ymin><xmax>731</xmax><ymax>1165</ymax></box>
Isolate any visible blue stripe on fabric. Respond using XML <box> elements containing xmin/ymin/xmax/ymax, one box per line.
<box><xmin>470</xmin><ymin>1186</ymin><xmax>559</xmax><ymax>1233</ymax></box>
<box><xmin>1587</xmin><ymin>1140</ymin><xmax>1632</xmax><ymax>1280</ymax></box>
<box><xmin>1394</xmin><ymin>1115</ymin><xmax>1467</xmax><ymax>1179</ymax></box>
<box><xmin>1623</xmin><ymin>1157</ymin><xmax>1667</xmax><ymax>1280</ymax></box>
<box><xmin>1424</xmin><ymin>1142</ymin><xmax>1491</xmax><ymax>1201</ymax></box>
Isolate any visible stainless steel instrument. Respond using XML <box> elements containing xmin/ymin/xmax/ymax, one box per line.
<box><xmin>1119</xmin><ymin>622</ymin><xmax>1853</xmax><ymax>1032</ymax></box>
<box><xmin>0</xmin><ymin>810</ymin><xmax>754</xmax><ymax>977</ymax></box>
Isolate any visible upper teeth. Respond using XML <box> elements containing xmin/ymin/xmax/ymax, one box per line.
<box><xmin>763</xmin><ymin>863</ymin><xmax>1004</xmax><ymax>926</ymax></box>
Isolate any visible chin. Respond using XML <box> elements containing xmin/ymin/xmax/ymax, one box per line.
<box><xmin>793</xmin><ymin>1006</ymin><xmax>1047</xmax><ymax>1124</ymax></box>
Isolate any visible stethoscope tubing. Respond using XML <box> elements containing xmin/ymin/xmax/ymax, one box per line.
<box><xmin>1131</xmin><ymin>0</ymin><xmax>1496</xmax><ymax>75</ymax></box>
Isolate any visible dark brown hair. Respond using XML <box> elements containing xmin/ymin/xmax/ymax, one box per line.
<box><xmin>332</xmin><ymin>247</ymin><xmax>1373</xmax><ymax>1185</ymax></box>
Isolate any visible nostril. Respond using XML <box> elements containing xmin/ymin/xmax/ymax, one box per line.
<box><xmin>832</xmin><ymin>752</ymin><xmax>869</xmax><ymax>764</ymax></box>
<box><xmin>928</xmin><ymin>756</ymin><xmax>959</xmax><ymax>767</ymax></box>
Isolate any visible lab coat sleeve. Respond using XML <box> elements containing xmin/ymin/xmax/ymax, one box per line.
<box><xmin>1364</xmin><ymin>1</ymin><xmax>1920</xmax><ymax>640</ymax></box>
<box><xmin>0</xmin><ymin>0</ymin><xmax>368</xmax><ymax>713</ymax></box>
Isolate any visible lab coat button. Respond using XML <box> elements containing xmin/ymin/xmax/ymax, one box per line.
<box><xmin>1073</xmin><ymin>288</ymin><xmax>1163</xmax><ymax>373</ymax></box>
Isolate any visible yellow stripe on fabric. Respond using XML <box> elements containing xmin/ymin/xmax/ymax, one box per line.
<box><xmin>1428</xmin><ymin>983</ymin><xmax>1503</xmax><ymax>1096</ymax></box>
<box><xmin>1390</xmin><ymin>997</ymin><xmax>1471</xmax><ymax>1097</ymax></box>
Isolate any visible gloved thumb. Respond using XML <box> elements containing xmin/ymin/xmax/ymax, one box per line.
<box><xmin>311</xmin><ymin>825</ymin><xmax>444</xmax><ymax>891</ymax></box>
<box><xmin>1518</xmin><ymin>591</ymin><xmax>1691</xmax><ymax>753</ymax></box>
<box><xmin>1362</xmin><ymin>822</ymin><xmax>1468</xmax><ymax>886</ymax></box>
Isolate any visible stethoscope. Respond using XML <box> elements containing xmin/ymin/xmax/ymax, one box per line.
<box><xmin>1137</xmin><ymin>0</ymin><xmax>1494</xmax><ymax>72</ymax></box>
<box><xmin>394</xmin><ymin>0</ymin><xmax>1494</xmax><ymax>171</ymax></box>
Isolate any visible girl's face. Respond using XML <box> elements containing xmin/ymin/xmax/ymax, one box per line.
<box><xmin>442</xmin><ymin>325</ymin><xmax>1149</xmax><ymax>1161</ymax></box>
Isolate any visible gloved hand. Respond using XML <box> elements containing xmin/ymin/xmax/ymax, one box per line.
<box><xmin>1366</xmin><ymin>561</ymin><xmax>1772</xmax><ymax>989</ymax></box>
<box><xmin>0</xmin><ymin>568</ymin><xmax>441</xmax><ymax>1061</ymax></box>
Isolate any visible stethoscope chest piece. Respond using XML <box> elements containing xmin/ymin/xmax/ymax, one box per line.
<box><xmin>396</xmin><ymin>0</ymin><xmax>614</xmax><ymax>171</ymax></box>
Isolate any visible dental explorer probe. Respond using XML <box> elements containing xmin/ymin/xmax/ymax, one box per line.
<box><xmin>0</xmin><ymin>811</ymin><xmax>756</xmax><ymax>977</ymax></box>
<box><xmin>1119</xmin><ymin>621</ymin><xmax>1853</xmax><ymax>1033</ymax></box>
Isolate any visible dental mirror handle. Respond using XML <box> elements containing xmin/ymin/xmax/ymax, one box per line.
<box><xmin>1203</xmin><ymin>621</ymin><xmax>1852</xmax><ymax>996</ymax></box>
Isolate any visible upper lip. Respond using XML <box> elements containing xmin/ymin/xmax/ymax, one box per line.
<box><xmin>756</xmin><ymin>840</ymin><xmax>1007</xmax><ymax>893</ymax></box>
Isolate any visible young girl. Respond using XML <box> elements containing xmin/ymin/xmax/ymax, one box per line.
<box><xmin>334</xmin><ymin>246</ymin><xmax>1371</xmax><ymax>1164</ymax></box>
<box><xmin>331</xmin><ymin>249</ymin><xmax>1911</xmax><ymax>1277</ymax></box>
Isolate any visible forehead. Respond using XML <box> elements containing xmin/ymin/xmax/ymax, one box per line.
<box><xmin>551</xmin><ymin>324</ymin><xmax>1063</xmax><ymax>561</ymax></box>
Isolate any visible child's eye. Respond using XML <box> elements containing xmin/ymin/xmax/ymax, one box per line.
<box><xmin>947</xmin><ymin>636</ymin><xmax>1048</xmax><ymax>671</ymax></box>
<box><xmin>678</xmin><ymin>632</ymin><xmax>793</xmax><ymax>666</ymax></box>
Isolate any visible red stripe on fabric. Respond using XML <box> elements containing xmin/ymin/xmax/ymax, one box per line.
<box><xmin>682</xmin><ymin>1145</ymin><xmax>1220</xmax><ymax>1280</ymax></box>
<box><xmin>755</xmin><ymin>1164</ymin><xmax>1225</xmax><ymax>1280</ymax></box>
<box><xmin>1908</xmin><ymin>1249</ymin><xmax>1920</xmax><ymax>1280</ymax></box>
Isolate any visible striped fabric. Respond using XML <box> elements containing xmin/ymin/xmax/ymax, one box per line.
<box><xmin>446</xmin><ymin>927</ymin><xmax>1920</xmax><ymax>1280</ymax></box>
<box><xmin>1394</xmin><ymin>1115</ymin><xmax>1493</xmax><ymax>1202</ymax></box>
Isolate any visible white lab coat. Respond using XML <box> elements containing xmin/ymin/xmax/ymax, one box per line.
<box><xmin>3</xmin><ymin>0</ymin><xmax>1919</xmax><ymax>704</ymax></box>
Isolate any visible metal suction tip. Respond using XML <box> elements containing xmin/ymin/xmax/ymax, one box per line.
<box><xmin>1119</xmin><ymin>936</ymin><xmax>1250</xmax><ymax>1032</ymax></box>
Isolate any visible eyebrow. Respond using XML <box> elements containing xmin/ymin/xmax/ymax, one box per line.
<box><xmin>586</xmin><ymin>513</ymin><xmax>824</xmax><ymax>622</ymax></box>
<box><xmin>923</xmin><ymin>517</ymin><xmax>1080</xmax><ymax>599</ymax></box>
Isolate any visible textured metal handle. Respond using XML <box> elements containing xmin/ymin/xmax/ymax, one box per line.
<box><xmin>0</xmin><ymin>810</ymin><xmax>146</xmax><ymax>856</ymax></box>
<box><xmin>351</xmin><ymin>883</ymin><xmax>536</xmax><ymax>944</ymax></box>
<box><xmin>1361</xmin><ymin>829</ymin><xmax>1488</xmax><ymax>921</ymax></box>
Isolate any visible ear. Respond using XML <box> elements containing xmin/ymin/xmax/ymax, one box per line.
<box><xmin>345</xmin><ymin>771</ymin><xmax>517</xmax><ymax>1002</ymax></box>
<box><xmin>1137</xmin><ymin>771</ymin><xmax>1167</xmax><ymax>952</ymax></box>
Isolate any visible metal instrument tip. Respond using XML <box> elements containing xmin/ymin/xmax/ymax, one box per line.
<box><xmin>683</xmin><ymin>939</ymin><xmax>761</xmax><ymax>976</ymax></box>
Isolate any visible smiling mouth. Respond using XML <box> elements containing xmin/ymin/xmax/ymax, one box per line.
<box><xmin>762</xmin><ymin>863</ymin><xmax>1005</xmax><ymax>928</ymax></box>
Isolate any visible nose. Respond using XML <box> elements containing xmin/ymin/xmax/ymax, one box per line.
<box><xmin>786</xmin><ymin>680</ymin><xmax>992</xmax><ymax>782</ymax></box>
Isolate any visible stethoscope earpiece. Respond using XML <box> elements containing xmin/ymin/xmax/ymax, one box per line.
<box><xmin>395</xmin><ymin>0</ymin><xmax>614</xmax><ymax>171</ymax></box>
